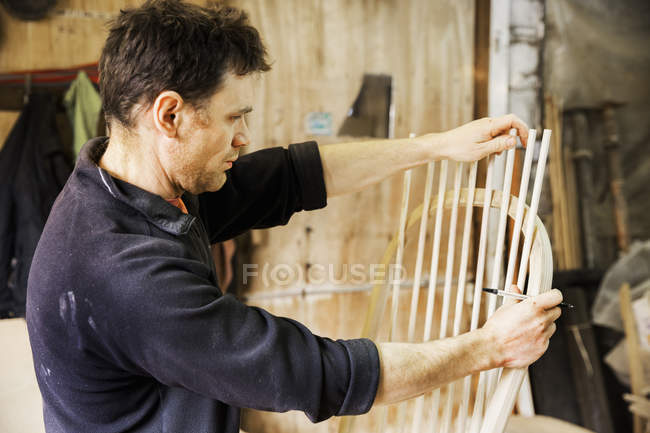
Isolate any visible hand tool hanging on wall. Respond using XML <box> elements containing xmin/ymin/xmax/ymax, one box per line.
<box><xmin>602</xmin><ymin>102</ymin><xmax>630</xmax><ymax>254</ymax></box>
<box><xmin>571</xmin><ymin>110</ymin><xmax>597</xmax><ymax>269</ymax></box>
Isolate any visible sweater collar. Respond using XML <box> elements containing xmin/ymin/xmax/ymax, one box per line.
<box><xmin>74</xmin><ymin>137</ymin><xmax>196</xmax><ymax>235</ymax></box>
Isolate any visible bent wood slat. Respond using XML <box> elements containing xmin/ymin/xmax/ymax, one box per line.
<box><xmin>480</xmin><ymin>130</ymin><xmax>552</xmax><ymax>433</ymax></box>
<box><xmin>478</xmin><ymin>133</ymin><xmax>537</xmax><ymax>425</ymax></box>
<box><xmin>478</xmin><ymin>209</ymin><xmax>553</xmax><ymax>433</ymax></box>
<box><xmin>359</xmin><ymin>187</ymin><xmax>552</xmax><ymax>340</ymax></box>
<box><xmin>495</xmin><ymin>130</ymin><xmax>537</xmax><ymax>420</ymax></box>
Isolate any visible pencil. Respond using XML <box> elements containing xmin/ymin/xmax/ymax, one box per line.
<box><xmin>482</xmin><ymin>287</ymin><xmax>574</xmax><ymax>309</ymax></box>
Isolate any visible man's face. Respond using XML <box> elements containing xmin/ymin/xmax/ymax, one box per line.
<box><xmin>167</xmin><ymin>72</ymin><xmax>255</xmax><ymax>194</ymax></box>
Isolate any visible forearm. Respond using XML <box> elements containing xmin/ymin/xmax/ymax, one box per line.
<box><xmin>373</xmin><ymin>328</ymin><xmax>497</xmax><ymax>406</ymax></box>
<box><xmin>372</xmin><ymin>288</ymin><xmax>564</xmax><ymax>406</ymax></box>
<box><xmin>317</xmin><ymin>114</ymin><xmax>530</xmax><ymax>197</ymax></box>
<box><xmin>318</xmin><ymin>135</ymin><xmax>441</xmax><ymax>197</ymax></box>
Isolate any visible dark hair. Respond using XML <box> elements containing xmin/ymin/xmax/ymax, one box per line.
<box><xmin>99</xmin><ymin>0</ymin><xmax>271</xmax><ymax>129</ymax></box>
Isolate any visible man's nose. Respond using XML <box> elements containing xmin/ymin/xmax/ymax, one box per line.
<box><xmin>232</xmin><ymin>133</ymin><xmax>249</xmax><ymax>148</ymax></box>
<box><xmin>232</xmin><ymin>119</ymin><xmax>250</xmax><ymax>148</ymax></box>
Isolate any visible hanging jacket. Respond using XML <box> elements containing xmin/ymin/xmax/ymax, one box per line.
<box><xmin>63</xmin><ymin>71</ymin><xmax>102</xmax><ymax>158</ymax></box>
<box><xmin>0</xmin><ymin>93</ymin><xmax>73</xmax><ymax>317</ymax></box>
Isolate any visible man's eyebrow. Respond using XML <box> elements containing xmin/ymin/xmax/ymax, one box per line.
<box><xmin>234</xmin><ymin>106</ymin><xmax>253</xmax><ymax>115</ymax></box>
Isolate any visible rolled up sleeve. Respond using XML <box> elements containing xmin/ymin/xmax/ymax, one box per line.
<box><xmin>198</xmin><ymin>141</ymin><xmax>327</xmax><ymax>243</ymax></box>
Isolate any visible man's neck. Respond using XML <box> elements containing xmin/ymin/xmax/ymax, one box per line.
<box><xmin>99</xmin><ymin>133</ymin><xmax>182</xmax><ymax>200</ymax></box>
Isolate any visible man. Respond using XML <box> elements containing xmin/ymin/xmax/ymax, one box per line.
<box><xmin>26</xmin><ymin>1</ymin><xmax>562</xmax><ymax>432</ymax></box>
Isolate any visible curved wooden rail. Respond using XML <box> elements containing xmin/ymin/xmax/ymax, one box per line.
<box><xmin>360</xmin><ymin>188</ymin><xmax>553</xmax><ymax>340</ymax></box>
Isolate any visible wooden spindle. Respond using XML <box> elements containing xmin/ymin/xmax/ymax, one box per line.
<box><xmin>443</xmin><ymin>161</ymin><xmax>478</xmax><ymax>432</ymax></box>
<box><xmin>412</xmin><ymin>160</ymin><xmax>448</xmax><ymax>433</ymax></box>
<box><xmin>430</xmin><ymin>162</ymin><xmax>464</xmax><ymax>432</ymax></box>
<box><xmin>460</xmin><ymin>156</ymin><xmax>495</xmax><ymax>433</ymax></box>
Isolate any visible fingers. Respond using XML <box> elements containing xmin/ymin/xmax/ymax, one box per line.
<box><xmin>540</xmin><ymin>308</ymin><xmax>561</xmax><ymax>344</ymax></box>
<box><xmin>542</xmin><ymin>322</ymin><xmax>557</xmax><ymax>339</ymax></box>
<box><xmin>544</xmin><ymin>306</ymin><xmax>562</xmax><ymax>322</ymax></box>
<box><xmin>509</xmin><ymin>284</ymin><xmax>522</xmax><ymax>295</ymax></box>
<box><xmin>484</xmin><ymin>134</ymin><xmax>516</xmax><ymax>155</ymax></box>
<box><xmin>531</xmin><ymin>289</ymin><xmax>563</xmax><ymax>309</ymax></box>
<box><xmin>489</xmin><ymin>114</ymin><xmax>529</xmax><ymax>147</ymax></box>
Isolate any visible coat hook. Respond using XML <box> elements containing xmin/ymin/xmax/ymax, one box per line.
<box><xmin>24</xmin><ymin>73</ymin><xmax>32</xmax><ymax>105</ymax></box>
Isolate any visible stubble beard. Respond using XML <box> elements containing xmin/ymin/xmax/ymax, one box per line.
<box><xmin>200</xmin><ymin>169</ymin><xmax>227</xmax><ymax>194</ymax></box>
<box><xmin>212</xmin><ymin>171</ymin><xmax>228</xmax><ymax>191</ymax></box>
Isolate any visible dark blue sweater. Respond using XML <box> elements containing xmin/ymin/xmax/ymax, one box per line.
<box><xmin>26</xmin><ymin>138</ymin><xmax>379</xmax><ymax>433</ymax></box>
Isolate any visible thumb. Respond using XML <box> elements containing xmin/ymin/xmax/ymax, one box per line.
<box><xmin>485</xmin><ymin>135</ymin><xmax>516</xmax><ymax>154</ymax></box>
<box><xmin>510</xmin><ymin>284</ymin><xmax>522</xmax><ymax>295</ymax></box>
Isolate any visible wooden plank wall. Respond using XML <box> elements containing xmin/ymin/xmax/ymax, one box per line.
<box><xmin>235</xmin><ymin>1</ymin><xmax>476</xmax><ymax>431</ymax></box>
<box><xmin>1</xmin><ymin>0</ymin><xmax>125</xmax><ymax>72</ymax></box>
<box><xmin>0</xmin><ymin>1</ymin><xmax>476</xmax><ymax>432</ymax></box>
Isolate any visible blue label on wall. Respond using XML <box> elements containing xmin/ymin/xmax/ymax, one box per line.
<box><xmin>305</xmin><ymin>112</ymin><xmax>333</xmax><ymax>136</ymax></box>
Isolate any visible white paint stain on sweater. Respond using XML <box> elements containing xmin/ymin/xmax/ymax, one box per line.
<box><xmin>58</xmin><ymin>291</ymin><xmax>77</xmax><ymax>329</ymax></box>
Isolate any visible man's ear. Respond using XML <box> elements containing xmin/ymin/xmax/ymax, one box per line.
<box><xmin>152</xmin><ymin>91</ymin><xmax>184</xmax><ymax>138</ymax></box>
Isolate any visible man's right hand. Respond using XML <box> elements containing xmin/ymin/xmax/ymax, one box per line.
<box><xmin>431</xmin><ymin>113</ymin><xmax>529</xmax><ymax>162</ymax></box>
<box><xmin>481</xmin><ymin>287</ymin><xmax>563</xmax><ymax>369</ymax></box>
<box><xmin>373</xmin><ymin>286</ymin><xmax>562</xmax><ymax>406</ymax></box>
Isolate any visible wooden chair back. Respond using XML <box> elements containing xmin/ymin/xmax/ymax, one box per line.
<box><xmin>341</xmin><ymin>129</ymin><xmax>554</xmax><ymax>433</ymax></box>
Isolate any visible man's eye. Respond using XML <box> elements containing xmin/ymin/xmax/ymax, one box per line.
<box><xmin>231</xmin><ymin>115</ymin><xmax>242</xmax><ymax>121</ymax></box>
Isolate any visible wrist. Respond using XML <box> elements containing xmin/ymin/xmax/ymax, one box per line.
<box><xmin>413</xmin><ymin>132</ymin><xmax>446</xmax><ymax>161</ymax></box>
<box><xmin>473</xmin><ymin>327</ymin><xmax>503</xmax><ymax>371</ymax></box>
